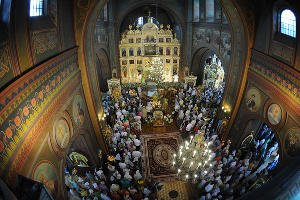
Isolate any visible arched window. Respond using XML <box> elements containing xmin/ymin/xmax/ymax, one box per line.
<box><xmin>280</xmin><ymin>9</ymin><xmax>296</xmax><ymax>38</ymax></box>
<box><xmin>30</xmin><ymin>0</ymin><xmax>46</xmax><ymax>17</ymax></box>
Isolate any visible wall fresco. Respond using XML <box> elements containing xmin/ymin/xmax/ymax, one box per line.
<box><xmin>0</xmin><ymin>49</ymin><xmax>78</xmax><ymax>175</ymax></box>
<box><xmin>245</xmin><ymin>87</ymin><xmax>262</xmax><ymax>112</ymax></box>
<box><xmin>72</xmin><ymin>95</ymin><xmax>85</xmax><ymax>126</ymax></box>
<box><xmin>285</xmin><ymin>128</ymin><xmax>300</xmax><ymax>158</ymax></box>
<box><xmin>32</xmin><ymin>160</ymin><xmax>58</xmax><ymax>198</ymax></box>
<box><xmin>192</xmin><ymin>27</ymin><xmax>231</xmax><ymax>64</ymax></box>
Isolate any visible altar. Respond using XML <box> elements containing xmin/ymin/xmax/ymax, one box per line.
<box><xmin>119</xmin><ymin>16</ymin><xmax>180</xmax><ymax>84</ymax></box>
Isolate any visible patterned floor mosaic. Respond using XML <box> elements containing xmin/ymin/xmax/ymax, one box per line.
<box><xmin>157</xmin><ymin>181</ymin><xmax>190</xmax><ymax>200</ymax></box>
<box><xmin>141</xmin><ymin>131</ymin><xmax>182</xmax><ymax>182</ymax></box>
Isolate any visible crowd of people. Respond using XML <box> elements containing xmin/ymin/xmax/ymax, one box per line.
<box><xmin>64</xmin><ymin>83</ymin><xmax>279</xmax><ymax>200</ymax></box>
<box><xmin>65</xmin><ymin>87</ymin><xmax>161</xmax><ymax>200</ymax></box>
<box><xmin>173</xmin><ymin>85</ymin><xmax>279</xmax><ymax>199</ymax></box>
<box><xmin>174</xmin><ymin>84</ymin><xmax>224</xmax><ymax>139</ymax></box>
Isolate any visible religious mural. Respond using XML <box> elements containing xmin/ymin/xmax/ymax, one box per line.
<box><xmin>32</xmin><ymin>161</ymin><xmax>58</xmax><ymax>198</ymax></box>
<box><xmin>192</xmin><ymin>27</ymin><xmax>231</xmax><ymax>63</ymax></box>
<box><xmin>285</xmin><ymin>128</ymin><xmax>300</xmax><ymax>157</ymax></box>
<box><xmin>245</xmin><ymin>87</ymin><xmax>262</xmax><ymax>112</ymax></box>
<box><xmin>267</xmin><ymin>104</ymin><xmax>282</xmax><ymax>125</ymax></box>
<box><xmin>73</xmin><ymin>95</ymin><xmax>85</xmax><ymax>126</ymax></box>
<box><xmin>54</xmin><ymin>118</ymin><xmax>71</xmax><ymax>149</ymax></box>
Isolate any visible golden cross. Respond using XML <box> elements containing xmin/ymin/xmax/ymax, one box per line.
<box><xmin>148</xmin><ymin>9</ymin><xmax>152</xmax><ymax>17</ymax></box>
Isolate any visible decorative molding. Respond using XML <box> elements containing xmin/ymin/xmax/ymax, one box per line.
<box><xmin>6</xmin><ymin>71</ymin><xmax>80</xmax><ymax>186</ymax></box>
<box><xmin>250</xmin><ymin>50</ymin><xmax>300</xmax><ymax>105</ymax></box>
<box><xmin>0</xmin><ymin>48</ymin><xmax>78</xmax><ymax>181</ymax></box>
<box><xmin>248</xmin><ymin>71</ymin><xmax>300</xmax><ymax>116</ymax></box>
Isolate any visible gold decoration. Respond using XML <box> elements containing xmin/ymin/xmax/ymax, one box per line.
<box><xmin>119</xmin><ymin>19</ymin><xmax>180</xmax><ymax>83</ymax></box>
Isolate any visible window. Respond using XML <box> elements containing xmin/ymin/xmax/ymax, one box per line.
<box><xmin>138</xmin><ymin>17</ymin><xmax>143</xmax><ymax>26</ymax></box>
<box><xmin>30</xmin><ymin>0</ymin><xmax>46</xmax><ymax>17</ymax></box>
<box><xmin>280</xmin><ymin>9</ymin><xmax>296</xmax><ymax>38</ymax></box>
<box><xmin>103</xmin><ymin>3</ymin><xmax>108</xmax><ymax>21</ymax></box>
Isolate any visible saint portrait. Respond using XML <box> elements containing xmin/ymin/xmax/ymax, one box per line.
<box><xmin>129</xmin><ymin>48</ymin><xmax>134</xmax><ymax>56</ymax></box>
<box><xmin>33</xmin><ymin>161</ymin><xmax>58</xmax><ymax>198</ymax></box>
<box><xmin>73</xmin><ymin>95</ymin><xmax>85</xmax><ymax>126</ymax></box>
<box><xmin>245</xmin><ymin>87</ymin><xmax>261</xmax><ymax>112</ymax></box>
<box><xmin>121</xmin><ymin>48</ymin><xmax>126</xmax><ymax>57</ymax></box>
<box><xmin>166</xmin><ymin>47</ymin><xmax>171</xmax><ymax>55</ymax></box>
<box><xmin>285</xmin><ymin>128</ymin><xmax>300</xmax><ymax>157</ymax></box>
<box><xmin>137</xmin><ymin>47</ymin><xmax>141</xmax><ymax>56</ymax></box>
<box><xmin>267</xmin><ymin>104</ymin><xmax>282</xmax><ymax>125</ymax></box>
<box><xmin>159</xmin><ymin>47</ymin><xmax>163</xmax><ymax>55</ymax></box>
<box><xmin>54</xmin><ymin>118</ymin><xmax>70</xmax><ymax>149</ymax></box>
<box><xmin>174</xmin><ymin>47</ymin><xmax>178</xmax><ymax>55</ymax></box>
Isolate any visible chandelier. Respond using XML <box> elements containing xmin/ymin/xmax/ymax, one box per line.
<box><xmin>147</xmin><ymin>57</ymin><xmax>164</xmax><ymax>83</ymax></box>
<box><xmin>172</xmin><ymin>131</ymin><xmax>213</xmax><ymax>182</ymax></box>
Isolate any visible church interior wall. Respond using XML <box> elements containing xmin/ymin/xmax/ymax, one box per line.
<box><xmin>252</xmin><ymin>0</ymin><xmax>299</xmax><ymax>69</ymax></box>
<box><xmin>0</xmin><ymin>48</ymin><xmax>100</xmax><ymax>199</ymax></box>
<box><xmin>0</xmin><ymin>0</ymin><xmax>76</xmax><ymax>90</ymax></box>
<box><xmin>0</xmin><ymin>0</ymin><xmax>299</xmax><ymax>198</ymax></box>
<box><xmin>228</xmin><ymin>50</ymin><xmax>300</xmax><ymax>169</ymax></box>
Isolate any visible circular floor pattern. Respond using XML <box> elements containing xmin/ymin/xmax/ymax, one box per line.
<box><xmin>153</xmin><ymin>144</ymin><xmax>176</xmax><ymax>168</ymax></box>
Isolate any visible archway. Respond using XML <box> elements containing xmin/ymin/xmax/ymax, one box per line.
<box><xmin>95</xmin><ymin>49</ymin><xmax>111</xmax><ymax>92</ymax></box>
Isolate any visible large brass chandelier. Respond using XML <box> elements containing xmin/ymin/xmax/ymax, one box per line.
<box><xmin>172</xmin><ymin>131</ymin><xmax>213</xmax><ymax>182</ymax></box>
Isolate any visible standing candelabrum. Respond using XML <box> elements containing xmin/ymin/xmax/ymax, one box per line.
<box><xmin>172</xmin><ymin>132</ymin><xmax>213</xmax><ymax>183</ymax></box>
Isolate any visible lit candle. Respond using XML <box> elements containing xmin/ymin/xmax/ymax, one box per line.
<box><xmin>178</xmin><ymin>169</ymin><xmax>181</xmax><ymax>174</ymax></box>
<box><xmin>190</xmin><ymin>135</ymin><xmax>194</xmax><ymax>143</ymax></box>
<box><xmin>183</xmin><ymin>157</ymin><xmax>186</xmax><ymax>164</ymax></box>
<box><xmin>197</xmin><ymin>162</ymin><xmax>201</xmax><ymax>169</ymax></box>
<box><xmin>185</xmin><ymin>174</ymin><xmax>189</xmax><ymax>179</ymax></box>
<box><xmin>189</xmin><ymin>161</ymin><xmax>194</xmax><ymax>168</ymax></box>
<box><xmin>193</xmin><ymin>150</ymin><xmax>196</xmax><ymax>157</ymax></box>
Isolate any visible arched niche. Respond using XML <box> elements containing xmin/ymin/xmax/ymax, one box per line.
<box><xmin>60</xmin><ymin>129</ymin><xmax>100</xmax><ymax>199</ymax></box>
